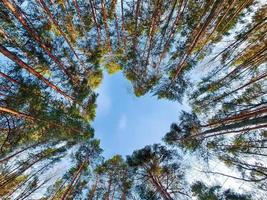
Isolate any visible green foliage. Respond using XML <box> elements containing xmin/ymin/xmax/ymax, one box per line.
<box><xmin>0</xmin><ymin>0</ymin><xmax>265</xmax><ymax>198</ymax></box>
<box><xmin>191</xmin><ymin>181</ymin><xmax>251</xmax><ymax>200</ymax></box>
<box><xmin>105</xmin><ymin>61</ymin><xmax>122</xmax><ymax>74</ymax></box>
<box><xmin>87</xmin><ymin>71</ymin><xmax>103</xmax><ymax>89</ymax></box>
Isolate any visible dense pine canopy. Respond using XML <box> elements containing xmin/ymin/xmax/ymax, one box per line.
<box><xmin>0</xmin><ymin>0</ymin><xmax>266</xmax><ymax>199</ymax></box>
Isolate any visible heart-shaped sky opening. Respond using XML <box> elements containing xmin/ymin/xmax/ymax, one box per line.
<box><xmin>94</xmin><ymin>72</ymin><xmax>190</xmax><ymax>158</ymax></box>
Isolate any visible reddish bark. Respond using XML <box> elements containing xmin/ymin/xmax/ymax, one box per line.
<box><xmin>101</xmin><ymin>0</ymin><xmax>112</xmax><ymax>50</ymax></box>
<box><xmin>172</xmin><ymin>0</ymin><xmax>223</xmax><ymax>80</ymax></box>
<box><xmin>2</xmin><ymin>0</ymin><xmax>75</xmax><ymax>83</ymax></box>
<box><xmin>0</xmin><ymin>44</ymin><xmax>74</xmax><ymax>100</ymax></box>
<box><xmin>38</xmin><ymin>0</ymin><xmax>81</xmax><ymax>61</ymax></box>
<box><xmin>61</xmin><ymin>161</ymin><xmax>86</xmax><ymax>200</ymax></box>
<box><xmin>89</xmin><ymin>0</ymin><xmax>101</xmax><ymax>46</ymax></box>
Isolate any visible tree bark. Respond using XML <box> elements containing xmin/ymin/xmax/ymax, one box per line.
<box><xmin>61</xmin><ymin>161</ymin><xmax>86</xmax><ymax>200</ymax></box>
<box><xmin>101</xmin><ymin>0</ymin><xmax>112</xmax><ymax>51</ymax></box>
<box><xmin>172</xmin><ymin>0</ymin><xmax>223</xmax><ymax>80</ymax></box>
<box><xmin>2</xmin><ymin>0</ymin><xmax>75</xmax><ymax>83</ymax></box>
<box><xmin>38</xmin><ymin>0</ymin><xmax>81</xmax><ymax>62</ymax></box>
<box><xmin>89</xmin><ymin>0</ymin><xmax>101</xmax><ymax>46</ymax></box>
<box><xmin>0</xmin><ymin>44</ymin><xmax>74</xmax><ymax>100</ymax></box>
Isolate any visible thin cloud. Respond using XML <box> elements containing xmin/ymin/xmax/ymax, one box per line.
<box><xmin>117</xmin><ymin>114</ymin><xmax>127</xmax><ymax>131</ymax></box>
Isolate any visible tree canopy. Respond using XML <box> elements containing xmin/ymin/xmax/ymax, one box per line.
<box><xmin>0</xmin><ymin>0</ymin><xmax>266</xmax><ymax>199</ymax></box>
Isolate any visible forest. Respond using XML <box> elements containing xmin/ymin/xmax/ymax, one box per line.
<box><xmin>0</xmin><ymin>0</ymin><xmax>266</xmax><ymax>199</ymax></box>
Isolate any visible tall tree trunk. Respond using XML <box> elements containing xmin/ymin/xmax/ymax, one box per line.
<box><xmin>160</xmin><ymin>0</ymin><xmax>178</xmax><ymax>43</ymax></box>
<box><xmin>213</xmin><ymin>71</ymin><xmax>267</xmax><ymax>103</ymax></box>
<box><xmin>200</xmin><ymin>118</ymin><xmax>267</xmax><ymax>140</ymax></box>
<box><xmin>38</xmin><ymin>0</ymin><xmax>81</xmax><ymax>62</ymax></box>
<box><xmin>132</xmin><ymin>0</ymin><xmax>141</xmax><ymax>53</ymax></box>
<box><xmin>0</xmin><ymin>105</ymin><xmax>83</xmax><ymax>134</ymax></box>
<box><xmin>202</xmin><ymin>106</ymin><xmax>267</xmax><ymax>128</ymax></box>
<box><xmin>172</xmin><ymin>0</ymin><xmax>222</xmax><ymax>80</ymax></box>
<box><xmin>88</xmin><ymin>174</ymin><xmax>99</xmax><ymax>200</ymax></box>
<box><xmin>148</xmin><ymin>172</ymin><xmax>172</xmax><ymax>200</ymax></box>
<box><xmin>156</xmin><ymin>0</ymin><xmax>186</xmax><ymax>69</ymax></box>
<box><xmin>89</xmin><ymin>0</ymin><xmax>101</xmax><ymax>46</ymax></box>
<box><xmin>73</xmin><ymin>0</ymin><xmax>81</xmax><ymax>19</ymax></box>
<box><xmin>220</xmin><ymin>0</ymin><xmax>252</xmax><ymax>33</ymax></box>
<box><xmin>179</xmin><ymin>115</ymin><xmax>267</xmax><ymax>143</ymax></box>
<box><xmin>201</xmin><ymin>170</ymin><xmax>267</xmax><ymax>182</ymax></box>
<box><xmin>209</xmin><ymin>17</ymin><xmax>266</xmax><ymax>63</ymax></box>
<box><xmin>144</xmin><ymin>0</ymin><xmax>162</xmax><ymax>67</ymax></box>
<box><xmin>195</xmin><ymin>0</ymin><xmax>237</xmax><ymax>55</ymax></box>
<box><xmin>0</xmin><ymin>150</ymin><xmax>54</xmax><ymax>187</ymax></box>
<box><xmin>0</xmin><ymin>142</ymin><xmax>42</xmax><ymax>163</ymax></box>
<box><xmin>0</xmin><ymin>71</ymin><xmax>20</xmax><ymax>85</ymax></box>
<box><xmin>114</xmin><ymin>10</ymin><xmax>121</xmax><ymax>47</ymax></box>
<box><xmin>101</xmin><ymin>0</ymin><xmax>111</xmax><ymax>51</ymax></box>
<box><xmin>212</xmin><ymin>44</ymin><xmax>267</xmax><ymax>87</ymax></box>
<box><xmin>61</xmin><ymin>161</ymin><xmax>86</xmax><ymax>200</ymax></box>
<box><xmin>6</xmin><ymin>160</ymin><xmax>53</xmax><ymax>198</ymax></box>
<box><xmin>2</xmin><ymin>0</ymin><xmax>76</xmax><ymax>84</ymax></box>
<box><xmin>0</xmin><ymin>106</ymin><xmax>34</xmax><ymax>121</ymax></box>
<box><xmin>0</xmin><ymin>44</ymin><xmax>74</xmax><ymax>100</ymax></box>
<box><xmin>105</xmin><ymin>175</ymin><xmax>113</xmax><ymax>200</ymax></box>
<box><xmin>120</xmin><ymin>0</ymin><xmax>126</xmax><ymax>46</ymax></box>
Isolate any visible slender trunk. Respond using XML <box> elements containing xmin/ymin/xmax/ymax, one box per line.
<box><xmin>202</xmin><ymin>106</ymin><xmax>267</xmax><ymax>128</ymax></box>
<box><xmin>101</xmin><ymin>0</ymin><xmax>111</xmax><ymax>51</ymax></box>
<box><xmin>61</xmin><ymin>161</ymin><xmax>86</xmax><ymax>200</ymax></box>
<box><xmin>209</xmin><ymin>18</ymin><xmax>266</xmax><ymax>63</ymax></box>
<box><xmin>50</xmin><ymin>178</ymin><xmax>69</xmax><ymax>200</ymax></box>
<box><xmin>2</xmin><ymin>0</ymin><xmax>75</xmax><ymax>83</ymax></box>
<box><xmin>88</xmin><ymin>175</ymin><xmax>99</xmax><ymax>200</ymax></box>
<box><xmin>38</xmin><ymin>0</ymin><xmax>81</xmax><ymax>61</ymax></box>
<box><xmin>105</xmin><ymin>175</ymin><xmax>113</xmax><ymax>200</ymax></box>
<box><xmin>226</xmin><ymin>51</ymin><xmax>266</xmax><ymax>82</ymax></box>
<box><xmin>0</xmin><ymin>106</ymin><xmax>83</xmax><ymax>134</ymax></box>
<box><xmin>201</xmin><ymin>123</ymin><xmax>267</xmax><ymax>141</ymax></box>
<box><xmin>237</xmin><ymin>151</ymin><xmax>267</xmax><ymax>157</ymax></box>
<box><xmin>20</xmin><ymin>179</ymin><xmax>50</xmax><ymax>200</ymax></box>
<box><xmin>0</xmin><ymin>44</ymin><xmax>74</xmax><ymax>100</ymax></box>
<box><xmin>144</xmin><ymin>0</ymin><xmax>162</xmax><ymax>66</ymax></box>
<box><xmin>6</xmin><ymin>160</ymin><xmax>52</xmax><ymax>198</ymax></box>
<box><xmin>89</xmin><ymin>0</ymin><xmax>101</xmax><ymax>46</ymax></box>
<box><xmin>160</xmin><ymin>0</ymin><xmax>178</xmax><ymax>43</ymax></box>
<box><xmin>220</xmin><ymin>0</ymin><xmax>252</xmax><ymax>33</ymax></box>
<box><xmin>201</xmin><ymin>171</ymin><xmax>266</xmax><ymax>182</ymax></box>
<box><xmin>172</xmin><ymin>0</ymin><xmax>222</xmax><ymax>80</ymax></box>
<box><xmin>156</xmin><ymin>0</ymin><xmax>186</xmax><ymax>69</ymax></box>
<box><xmin>213</xmin><ymin>44</ymin><xmax>267</xmax><ymax>87</ymax></box>
<box><xmin>132</xmin><ymin>0</ymin><xmax>141</xmax><ymax>53</ymax></box>
<box><xmin>213</xmin><ymin>141</ymin><xmax>267</xmax><ymax>150</ymax></box>
<box><xmin>72</xmin><ymin>0</ymin><xmax>88</xmax><ymax>39</ymax></box>
<box><xmin>157</xmin><ymin>176</ymin><xmax>173</xmax><ymax>200</ymax></box>
<box><xmin>0</xmin><ymin>71</ymin><xmax>20</xmax><ymax>85</ymax></box>
<box><xmin>148</xmin><ymin>172</ymin><xmax>172</xmax><ymax>200</ymax></box>
<box><xmin>120</xmin><ymin>0</ymin><xmax>126</xmax><ymax>46</ymax></box>
<box><xmin>0</xmin><ymin>106</ymin><xmax>34</xmax><ymax>120</ymax></box>
<box><xmin>213</xmin><ymin>71</ymin><xmax>267</xmax><ymax>103</ymax></box>
<box><xmin>73</xmin><ymin>0</ymin><xmax>81</xmax><ymax>19</ymax></box>
<box><xmin>114</xmin><ymin>11</ymin><xmax>120</xmax><ymax>47</ymax></box>
<box><xmin>195</xmin><ymin>0</ymin><xmax>237</xmax><ymax>55</ymax></box>
<box><xmin>0</xmin><ymin>151</ymin><xmax>52</xmax><ymax>187</ymax></box>
<box><xmin>0</xmin><ymin>142</ymin><xmax>41</xmax><ymax>163</ymax></box>
<box><xmin>180</xmin><ymin>116</ymin><xmax>267</xmax><ymax>142</ymax></box>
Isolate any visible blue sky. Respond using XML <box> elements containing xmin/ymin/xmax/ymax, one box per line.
<box><xmin>91</xmin><ymin>72</ymin><xmax>261</xmax><ymax>195</ymax></box>
<box><xmin>93</xmin><ymin>72</ymin><xmax>189</xmax><ymax>158</ymax></box>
